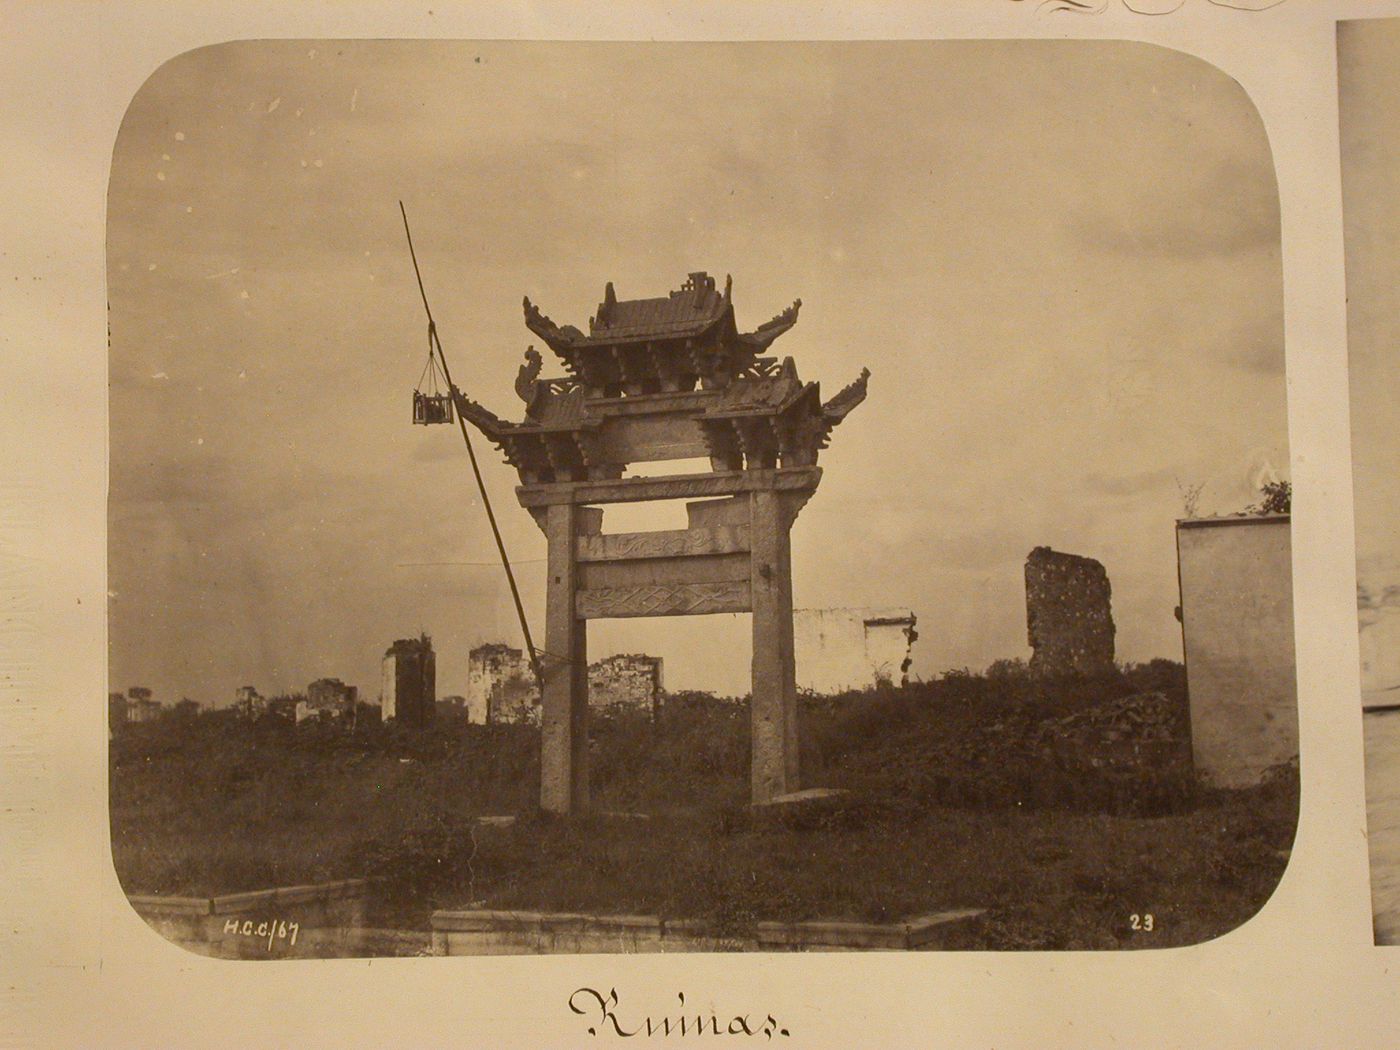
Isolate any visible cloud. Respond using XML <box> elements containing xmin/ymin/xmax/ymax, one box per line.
<box><xmin>109</xmin><ymin>451</ymin><xmax>235</xmax><ymax>507</ymax></box>
<box><xmin>1199</xmin><ymin>306</ymin><xmax>1285</xmax><ymax>377</ymax></box>
<box><xmin>411</xmin><ymin>434</ymin><xmax>467</xmax><ymax>463</ymax></box>
<box><xmin>1082</xmin><ymin>467</ymin><xmax>1177</xmax><ymax>498</ymax></box>
<box><xmin>1069</xmin><ymin>157</ymin><xmax>1280</xmax><ymax>260</ymax></box>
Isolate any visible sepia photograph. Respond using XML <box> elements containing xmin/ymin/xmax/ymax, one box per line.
<box><xmin>105</xmin><ymin>38</ymin><xmax>1298</xmax><ymax>959</ymax></box>
<box><xmin>1340</xmin><ymin>15</ymin><xmax>1400</xmax><ymax>946</ymax></box>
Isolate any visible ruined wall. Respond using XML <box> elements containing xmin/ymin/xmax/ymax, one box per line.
<box><xmin>1177</xmin><ymin>515</ymin><xmax>1296</xmax><ymax>787</ymax></box>
<box><xmin>234</xmin><ymin>685</ymin><xmax>266</xmax><ymax>719</ymax></box>
<box><xmin>793</xmin><ymin>608</ymin><xmax>918</xmax><ymax>694</ymax></box>
<box><xmin>588</xmin><ymin>654</ymin><xmax>664</xmax><ymax>714</ymax></box>
<box><xmin>438</xmin><ymin>695</ymin><xmax>470</xmax><ymax>720</ymax></box>
<box><xmin>1024</xmin><ymin>547</ymin><xmax>1115</xmax><ymax>677</ymax></box>
<box><xmin>468</xmin><ymin>644</ymin><xmax>540</xmax><ymax>725</ymax></box>
<box><xmin>125</xmin><ymin>698</ymin><xmax>163</xmax><ymax>723</ymax></box>
<box><xmin>1361</xmin><ymin>606</ymin><xmax>1400</xmax><ymax>708</ymax></box>
<box><xmin>382</xmin><ymin>635</ymin><xmax>436</xmax><ymax>727</ymax></box>
<box><xmin>470</xmin><ymin>643</ymin><xmax>668</xmax><ymax>722</ymax></box>
<box><xmin>299</xmin><ymin>678</ymin><xmax>357</xmax><ymax>723</ymax></box>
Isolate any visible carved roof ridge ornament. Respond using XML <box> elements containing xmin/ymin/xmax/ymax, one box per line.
<box><xmin>822</xmin><ymin>367</ymin><xmax>871</xmax><ymax>422</ymax></box>
<box><xmin>451</xmin><ymin>387</ymin><xmax>506</xmax><ymax>430</ymax></box>
<box><xmin>515</xmin><ymin>345</ymin><xmax>543</xmax><ymax>405</ymax></box>
<box><xmin>523</xmin><ymin>295</ymin><xmax>587</xmax><ymax>349</ymax></box>
<box><xmin>737</xmin><ymin>298</ymin><xmax>801</xmax><ymax>352</ymax></box>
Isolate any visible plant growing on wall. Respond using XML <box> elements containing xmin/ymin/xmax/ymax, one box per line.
<box><xmin>1175</xmin><ymin>477</ymin><xmax>1205</xmax><ymax>519</ymax></box>
<box><xmin>1248</xmin><ymin>480</ymin><xmax>1291</xmax><ymax>515</ymax></box>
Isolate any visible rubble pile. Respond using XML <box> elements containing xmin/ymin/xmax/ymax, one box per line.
<box><xmin>909</xmin><ymin>691</ymin><xmax>1195</xmax><ymax>816</ymax></box>
<box><xmin>1028</xmin><ymin>691</ymin><xmax>1189</xmax><ymax>762</ymax></box>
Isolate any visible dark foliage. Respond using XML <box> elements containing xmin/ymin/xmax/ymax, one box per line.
<box><xmin>1248</xmin><ymin>479</ymin><xmax>1292</xmax><ymax>515</ymax></box>
<box><xmin>110</xmin><ymin>661</ymin><xmax>1297</xmax><ymax>949</ymax></box>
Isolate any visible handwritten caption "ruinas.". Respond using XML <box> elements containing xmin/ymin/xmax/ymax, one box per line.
<box><xmin>569</xmin><ymin>989</ymin><xmax>790</xmax><ymax>1039</ymax></box>
<box><xmin>221</xmin><ymin>918</ymin><xmax>300</xmax><ymax>951</ymax></box>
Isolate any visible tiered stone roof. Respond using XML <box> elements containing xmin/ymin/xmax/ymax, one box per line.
<box><xmin>456</xmin><ymin>273</ymin><xmax>867</xmax><ymax>485</ymax></box>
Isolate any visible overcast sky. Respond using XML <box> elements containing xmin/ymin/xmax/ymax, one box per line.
<box><xmin>1340</xmin><ymin>20</ymin><xmax>1400</xmax><ymax>611</ymax></box>
<box><xmin>107</xmin><ymin>40</ymin><xmax>1288</xmax><ymax>705</ymax></box>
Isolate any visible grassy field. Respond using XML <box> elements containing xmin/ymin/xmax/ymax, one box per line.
<box><xmin>110</xmin><ymin>663</ymin><xmax>1297</xmax><ymax>950</ymax></box>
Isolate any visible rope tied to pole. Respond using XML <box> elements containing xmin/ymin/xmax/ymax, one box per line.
<box><xmin>415</xmin><ymin>320</ymin><xmax>448</xmax><ymax>397</ymax></box>
<box><xmin>398</xmin><ymin>201</ymin><xmax>545</xmax><ymax>688</ymax></box>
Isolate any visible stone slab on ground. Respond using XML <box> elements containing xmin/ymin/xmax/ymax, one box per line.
<box><xmin>749</xmin><ymin>787</ymin><xmax>853</xmax><ymax>829</ymax></box>
<box><xmin>757</xmin><ymin>909</ymin><xmax>987</xmax><ymax>951</ymax></box>
<box><xmin>753</xmin><ymin>787</ymin><xmax>849</xmax><ymax>806</ymax></box>
<box><xmin>127</xmin><ymin>878</ymin><xmax>375</xmax><ymax>959</ymax></box>
<box><xmin>430</xmin><ymin>907</ymin><xmax>986</xmax><ymax>954</ymax></box>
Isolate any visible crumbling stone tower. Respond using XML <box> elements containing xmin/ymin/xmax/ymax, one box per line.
<box><xmin>1024</xmin><ymin>546</ymin><xmax>1116</xmax><ymax>677</ymax></box>
<box><xmin>382</xmin><ymin>634</ymin><xmax>436</xmax><ymax>727</ymax></box>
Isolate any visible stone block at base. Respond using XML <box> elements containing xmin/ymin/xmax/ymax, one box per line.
<box><xmin>750</xmin><ymin>787</ymin><xmax>853</xmax><ymax>829</ymax></box>
<box><xmin>128</xmin><ymin>879</ymin><xmax>374</xmax><ymax>959</ymax></box>
<box><xmin>430</xmin><ymin>907</ymin><xmax>985</xmax><ymax>954</ymax></box>
<box><xmin>757</xmin><ymin>909</ymin><xmax>986</xmax><ymax>951</ymax></box>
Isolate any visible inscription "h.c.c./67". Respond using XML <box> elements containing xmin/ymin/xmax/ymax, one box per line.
<box><xmin>221</xmin><ymin>917</ymin><xmax>300</xmax><ymax>951</ymax></box>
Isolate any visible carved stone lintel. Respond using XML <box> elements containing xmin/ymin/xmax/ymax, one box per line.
<box><xmin>515</xmin><ymin>466</ymin><xmax>822</xmax><ymax>508</ymax></box>
<box><xmin>575</xmin><ymin>582</ymin><xmax>752</xmax><ymax>620</ymax></box>
<box><xmin>576</xmin><ymin>525</ymin><xmax>750</xmax><ymax>563</ymax></box>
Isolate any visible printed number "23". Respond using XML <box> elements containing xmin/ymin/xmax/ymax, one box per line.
<box><xmin>1130</xmin><ymin>913</ymin><xmax>1155</xmax><ymax>931</ymax></box>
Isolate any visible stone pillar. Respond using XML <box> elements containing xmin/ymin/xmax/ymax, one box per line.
<box><xmin>540</xmin><ymin>502</ymin><xmax>589</xmax><ymax>813</ymax></box>
<box><xmin>749</xmin><ymin>489</ymin><xmax>800</xmax><ymax>802</ymax></box>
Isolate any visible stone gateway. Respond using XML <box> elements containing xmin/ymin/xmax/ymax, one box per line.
<box><xmin>454</xmin><ymin>272</ymin><xmax>868</xmax><ymax>811</ymax></box>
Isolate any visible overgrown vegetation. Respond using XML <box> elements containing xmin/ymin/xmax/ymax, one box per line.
<box><xmin>1249</xmin><ymin>479</ymin><xmax>1292</xmax><ymax>516</ymax></box>
<box><xmin>110</xmin><ymin>661</ymin><xmax>1297</xmax><ymax>949</ymax></box>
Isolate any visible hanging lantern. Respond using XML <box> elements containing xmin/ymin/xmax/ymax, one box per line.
<box><xmin>412</xmin><ymin>337</ymin><xmax>454</xmax><ymax>425</ymax></box>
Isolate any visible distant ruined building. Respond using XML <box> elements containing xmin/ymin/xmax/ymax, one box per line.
<box><xmin>123</xmin><ymin>686</ymin><xmax>163</xmax><ymax>724</ymax></box>
<box><xmin>382</xmin><ymin>634</ymin><xmax>436</xmax><ymax>727</ymax></box>
<box><xmin>793</xmin><ymin>608</ymin><xmax>918</xmax><ymax>693</ymax></box>
<box><xmin>1024</xmin><ymin>547</ymin><xmax>1116</xmax><ymax>677</ymax></box>
<box><xmin>296</xmin><ymin>678</ymin><xmax>358</xmax><ymax>723</ymax></box>
<box><xmin>234</xmin><ymin>685</ymin><xmax>266</xmax><ymax>719</ymax></box>
<box><xmin>588</xmin><ymin>654</ymin><xmax>665</xmax><ymax>714</ymax></box>
<box><xmin>468</xmin><ymin>643</ymin><xmax>539</xmax><ymax>725</ymax></box>
<box><xmin>466</xmin><ymin>643</ymin><xmax>664</xmax><ymax>724</ymax></box>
